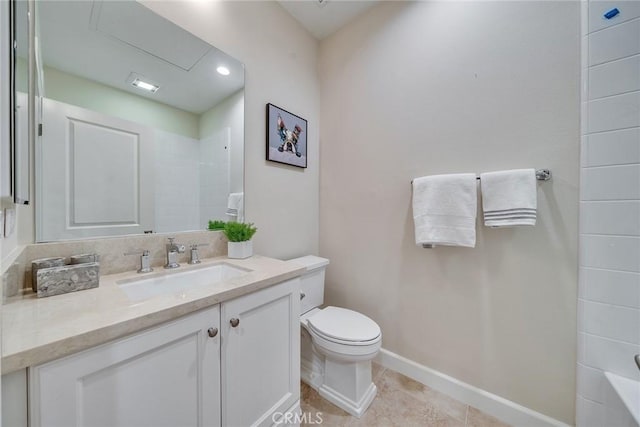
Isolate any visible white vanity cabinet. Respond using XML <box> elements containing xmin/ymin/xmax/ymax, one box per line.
<box><xmin>222</xmin><ymin>278</ymin><xmax>300</xmax><ymax>426</ymax></box>
<box><xmin>28</xmin><ymin>278</ymin><xmax>300</xmax><ymax>427</ymax></box>
<box><xmin>30</xmin><ymin>306</ymin><xmax>222</xmax><ymax>427</ymax></box>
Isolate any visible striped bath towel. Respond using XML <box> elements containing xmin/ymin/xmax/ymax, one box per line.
<box><xmin>480</xmin><ymin>169</ymin><xmax>537</xmax><ymax>227</ymax></box>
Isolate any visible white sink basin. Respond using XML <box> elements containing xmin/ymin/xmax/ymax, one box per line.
<box><xmin>118</xmin><ymin>263</ymin><xmax>250</xmax><ymax>302</ymax></box>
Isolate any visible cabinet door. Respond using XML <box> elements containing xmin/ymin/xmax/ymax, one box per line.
<box><xmin>221</xmin><ymin>278</ymin><xmax>300</xmax><ymax>427</ymax></box>
<box><xmin>30</xmin><ymin>307</ymin><xmax>221</xmax><ymax>427</ymax></box>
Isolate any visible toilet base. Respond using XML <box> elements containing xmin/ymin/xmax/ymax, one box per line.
<box><xmin>301</xmin><ymin>328</ymin><xmax>377</xmax><ymax>418</ymax></box>
<box><xmin>319</xmin><ymin>381</ymin><xmax>377</xmax><ymax>418</ymax></box>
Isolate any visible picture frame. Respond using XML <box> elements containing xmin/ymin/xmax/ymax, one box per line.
<box><xmin>266</xmin><ymin>103</ymin><xmax>308</xmax><ymax>168</ymax></box>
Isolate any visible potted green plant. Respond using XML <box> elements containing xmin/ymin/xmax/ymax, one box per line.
<box><xmin>208</xmin><ymin>220</ymin><xmax>226</xmax><ymax>231</ymax></box>
<box><xmin>223</xmin><ymin>222</ymin><xmax>257</xmax><ymax>259</ymax></box>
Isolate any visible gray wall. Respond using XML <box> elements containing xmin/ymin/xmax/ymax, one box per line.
<box><xmin>318</xmin><ymin>2</ymin><xmax>580</xmax><ymax>423</ymax></box>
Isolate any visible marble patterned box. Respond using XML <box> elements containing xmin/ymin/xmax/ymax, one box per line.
<box><xmin>35</xmin><ymin>262</ymin><xmax>100</xmax><ymax>298</ymax></box>
<box><xmin>31</xmin><ymin>257</ymin><xmax>65</xmax><ymax>293</ymax></box>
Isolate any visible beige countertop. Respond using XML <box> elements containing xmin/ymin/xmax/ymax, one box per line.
<box><xmin>2</xmin><ymin>255</ymin><xmax>305</xmax><ymax>374</ymax></box>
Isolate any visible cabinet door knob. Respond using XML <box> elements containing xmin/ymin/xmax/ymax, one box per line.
<box><xmin>230</xmin><ymin>318</ymin><xmax>240</xmax><ymax>327</ymax></box>
<box><xmin>300</xmin><ymin>292</ymin><xmax>306</xmax><ymax>300</ymax></box>
<box><xmin>207</xmin><ymin>327</ymin><xmax>218</xmax><ymax>338</ymax></box>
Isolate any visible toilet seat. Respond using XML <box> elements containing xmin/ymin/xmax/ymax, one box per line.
<box><xmin>308</xmin><ymin>328</ymin><xmax>381</xmax><ymax>362</ymax></box>
<box><xmin>307</xmin><ymin>306</ymin><xmax>381</xmax><ymax>344</ymax></box>
<box><xmin>302</xmin><ymin>306</ymin><xmax>382</xmax><ymax>362</ymax></box>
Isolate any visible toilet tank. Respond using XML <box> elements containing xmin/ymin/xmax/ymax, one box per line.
<box><xmin>289</xmin><ymin>256</ymin><xmax>329</xmax><ymax>314</ymax></box>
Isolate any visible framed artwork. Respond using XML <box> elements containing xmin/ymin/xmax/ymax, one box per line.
<box><xmin>266</xmin><ymin>103</ymin><xmax>307</xmax><ymax>168</ymax></box>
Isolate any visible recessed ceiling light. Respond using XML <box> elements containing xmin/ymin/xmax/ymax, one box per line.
<box><xmin>216</xmin><ymin>66</ymin><xmax>230</xmax><ymax>76</ymax></box>
<box><xmin>131</xmin><ymin>78</ymin><xmax>159</xmax><ymax>93</ymax></box>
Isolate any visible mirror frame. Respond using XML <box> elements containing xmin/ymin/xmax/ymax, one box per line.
<box><xmin>5</xmin><ymin>0</ymin><xmax>16</xmax><ymax>201</ymax></box>
<box><xmin>7</xmin><ymin>0</ymin><xmax>32</xmax><ymax>206</ymax></box>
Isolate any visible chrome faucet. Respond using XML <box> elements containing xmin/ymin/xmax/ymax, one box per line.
<box><xmin>165</xmin><ymin>237</ymin><xmax>185</xmax><ymax>269</ymax></box>
<box><xmin>188</xmin><ymin>243</ymin><xmax>210</xmax><ymax>265</ymax></box>
<box><xmin>124</xmin><ymin>249</ymin><xmax>153</xmax><ymax>273</ymax></box>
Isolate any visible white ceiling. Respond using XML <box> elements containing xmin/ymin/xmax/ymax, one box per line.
<box><xmin>33</xmin><ymin>1</ymin><xmax>244</xmax><ymax>115</ymax></box>
<box><xmin>277</xmin><ymin>0</ymin><xmax>379</xmax><ymax>40</ymax></box>
<box><xmin>28</xmin><ymin>0</ymin><xmax>376</xmax><ymax>116</ymax></box>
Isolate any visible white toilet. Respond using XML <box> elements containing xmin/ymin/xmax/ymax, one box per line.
<box><xmin>290</xmin><ymin>256</ymin><xmax>382</xmax><ymax>418</ymax></box>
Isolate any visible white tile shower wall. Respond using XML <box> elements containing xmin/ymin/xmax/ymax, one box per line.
<box><xmin>585</xmin><ymin>334</ymin><xmax>640</xmax><ymax>380</ymax></box>
<box><xmin>588</xmin><ymin>18</ymin><xmax>640</xmax><ymax>66</ymax></box>
<box><xmin>578</xmin><ymin>363</ymin><xmax>608</xmax><ymax>403</ymax></box>
<box><xmin>199</xmin><ymin>129</ymin><xmax>230</xmax><ymax>229</ymax></box>
<box><xmin>580</xmin><ymin>201</ymin><xmax>640</xmax><ymax>235</ymax></box>
<box><xmin>578</xmin><ymin>3</ymin><xmax>640</xmax><ymax>425</ymax></box>
<box><xmin>588</xmin><ymin>55</ymin><xmax>640</xmax><ymax>99</ymax></box>
<box><xmin>582</xmin><ymin>128</ymin><xmax>640</xmax><ymax>167</ymax></box>
<box><xmin>588</xmin><ymin>1</ymin><xmax>640</xmax><ymax>32</ymax></box>
<box><xmin>581</xmin><ymin>164</ymin><xmax>640</xmax><ymax>200</ymax></box>
<box><xmin>580</xmin><ymin>235</ymin><xmax>640</xmax><ymax>272</ymax></box>
<box><xmin>577</xmin><ymin>396</ymin><xmax>606</xmax><ymax>427</ymax></box>
<box><xmin>154</xmin><ymin>129</ymin><xmax>201</xmax><ymax>233</ymax></box>
<box><xmin>586</xmin><ymin>91</ymin><xmax>640</xmax><ymax>133</ymax></box>
<box><xmin>579</xmin><ymin>268</ymin><xmax>640</xmax><ymax>308</ymax></box>
<box><xmin>583</xmin><ymin>301</ymin><xmax>640</xmax><ymax>344</ymax></box>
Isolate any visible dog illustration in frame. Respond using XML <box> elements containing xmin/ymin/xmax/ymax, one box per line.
<box><xmin>266</xmin><ymin>103</ymin><xmax>308</xmax><ymax>168</ymax></box>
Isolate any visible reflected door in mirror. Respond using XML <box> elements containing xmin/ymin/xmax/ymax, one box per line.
<box><xmin>38</xmin><ymin>99</ymin><xmax>155</xmax><ymax>241</ymax></box>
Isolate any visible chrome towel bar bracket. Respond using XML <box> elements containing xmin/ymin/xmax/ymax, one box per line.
<box><xmin>534</xmin><ymin>169</ymin><xmax>552</xmax><ymax>181</ymax></box>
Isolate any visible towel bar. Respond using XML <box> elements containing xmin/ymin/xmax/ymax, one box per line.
<box><xmin>413</xmin><ymin>168</ymin><xmax>551</xmax><ymax>249</ymax></box>
<box><xmin>411</xmin><ymin>168</ymin><xmax>551</xmax><ymax>184</ymax></box>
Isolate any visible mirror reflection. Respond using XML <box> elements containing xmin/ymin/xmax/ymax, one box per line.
<box><xmin>11</xmin><ymin>0</ymin><xmax>33</xmax><ymax>205</ymax></box>
<box><xmin>15</xmin><ymin>0</ymin><xmax>244</xmax><ymax>242</ymax></box>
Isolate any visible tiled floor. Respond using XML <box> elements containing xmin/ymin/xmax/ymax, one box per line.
<box><xmin>301</xmin><ymin>363</ymin><xmax>511</xmax><ymax>427</ymax></box>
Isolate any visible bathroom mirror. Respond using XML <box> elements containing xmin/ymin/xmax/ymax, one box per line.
<box><xmin>15</xmin><ymin>0</ymin><xmax>245</xmax><ymax>242</ymax></box>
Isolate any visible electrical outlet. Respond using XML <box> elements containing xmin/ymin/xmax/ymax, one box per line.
<box><xmin>4</xmin><ymin>207</ymin><xmax>16</xmax><ymax>237</ymax></box>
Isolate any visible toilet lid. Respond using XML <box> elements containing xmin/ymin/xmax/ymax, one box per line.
<box><xmin>307</xmin><ymin>306</ymin><xmax>381</xmax><ymax>343</ymax></box>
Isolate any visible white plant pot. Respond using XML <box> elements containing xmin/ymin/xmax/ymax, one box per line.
<box><xmin>227</xmin><ymin>240</ymin><xmax>253</xmax><ymax>259</ymax></box>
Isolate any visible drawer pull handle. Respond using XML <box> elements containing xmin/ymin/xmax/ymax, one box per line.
<box><xmin>230</xmin><ymin>318</ymin><xmax>240</xmax><ymax>327</ymax></box>
<box><xmin>207</xmin><ymin>327</ymin><xmax>218</xmax><ymax>338</ymax></box>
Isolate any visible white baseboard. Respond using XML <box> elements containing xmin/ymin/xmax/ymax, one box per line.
<box><xmin>375</xmin><ymin>348</ymin><xmax>571</xmax><ymax>427</ymax></box>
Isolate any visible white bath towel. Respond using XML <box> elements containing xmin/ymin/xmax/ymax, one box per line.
<box><xmin>226</xmin><ymin>192</ymin><xmax>244</xmax><ymax>222</ymax></box>
<box><xmin>412</xmin><ymin>173</ymin><xmax>478</xmax><ymax>248</ymax></box>
<box><xmin>480</xmin><ymin>169</ymin><xmax>537</xmax><ymax>227</ymax></box>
